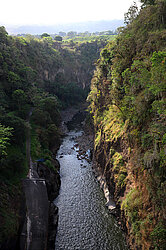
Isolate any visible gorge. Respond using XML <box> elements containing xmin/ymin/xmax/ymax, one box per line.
<box><xmin>54</xmin><ymin>110</ymin><xmax>127</xmax><ymax>250</ymax></box>
<box><xmin>0</xmin><ymin>1</ymin><xmax>166</xmax><ymax>249</ymax></box>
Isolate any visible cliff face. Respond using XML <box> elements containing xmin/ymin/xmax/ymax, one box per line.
<box><xmin>0</xmin><ymin>25</ymin><xmax>108</xmax><ymax>248</ymax></box>
<box><xmin>20</xmin><ymin>160</ymin><xmax>61</xmax><ymax>250</ymax></box>
<box><xmin>88</xmin><ymin>1</ymin><xmax>166</xmax><ymax>249</ymax></box>
<box><xmin>11</xmin><ymin>36</ymin><xmax>105</xmax><ymax>90</ymax></box>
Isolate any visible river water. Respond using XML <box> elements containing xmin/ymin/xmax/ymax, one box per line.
<box><xmin>54</xmin><ymin>127</ymin><xmax>128</xmax><ymax>250</ymax></box>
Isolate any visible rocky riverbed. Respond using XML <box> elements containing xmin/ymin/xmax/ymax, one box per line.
<box><xmin>69</xmin><ymin>109</ymin><xmax>126</xmax><ymax>228</ymax></box>
<box><xmin>18</xmin><ymin>105</ymin><xmax>127</xmax><ymax>250</ymax></box>
<box><xmin>54</xmin><ymin>108</ymin><xmax>128</xmax><ymax>250</ymax></box>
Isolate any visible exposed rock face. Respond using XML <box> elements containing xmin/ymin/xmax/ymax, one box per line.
<box><xmin>47</xmin><ymin>204</ymin><xmax>59</xmax><ymax>250</ymax></box>
<box><xmin>92</xmin><ymin>134</ymin><xmax>129</xmax><ymax>229</ymax></box>
<box><xmin>21</xmin><ymin>178</ymin><xmax>49</xmax><ymax>250</ymax></box>
<box><xmin>87</xmin><ymin>3</ymin><xmax>166</xmax><ymax>248</ymax></box>
<box><xmin>37</xmin><ymin>160</ymin><xmax>61</xmax><ymax>250</ymax></box>
<box><xmin>19</xmin><ymin>158</ymin><xmax>61</xmax><ymax>250</ymax></box>
<box><xmin>37</xmin><ymin>159</ymin><xmax>61</xmax><ymax>202</ymax></box>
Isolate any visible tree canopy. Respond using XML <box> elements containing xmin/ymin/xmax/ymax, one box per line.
<box><xmin>41</xmin><ymin>32</ymin><xmax>50</xmax><ymax>38</ymax></box>
<box><xmin>0</xmin><ymin>124</ymin><xmax>13</xmax><ymax>157</ymax></box>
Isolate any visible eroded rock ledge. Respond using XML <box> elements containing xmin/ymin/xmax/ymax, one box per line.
<box><xmin>20</xmin><ymin>158</ymin><xmax>60</xmax><ymax>250</ymax></box>
<box><xmin>37</xmin><ymin>159</ymin><xmax>61</xmax><ymax>250</ymax></box>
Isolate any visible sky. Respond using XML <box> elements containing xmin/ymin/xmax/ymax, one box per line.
<box><xmin>0</xmin><ymin>0</ymin><xmax>141</xmax><ymax>26</ymax></box>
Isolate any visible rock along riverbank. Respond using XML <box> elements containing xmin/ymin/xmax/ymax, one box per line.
<box><xmin>54</xmin><ymin>106</ymin><xmax>128</xmax><ymax>249</ymax></box>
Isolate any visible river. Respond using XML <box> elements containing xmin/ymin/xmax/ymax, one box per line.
<box><xmin>54</xmin><ymin>117</ymin><xmax>128</xmax><ymax>250</ymax></box>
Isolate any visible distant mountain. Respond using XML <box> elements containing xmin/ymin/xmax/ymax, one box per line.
<box><xmin>6</xmin><ymin>20</ymin><xmax>124</xmax><ymax>35</ymax></box>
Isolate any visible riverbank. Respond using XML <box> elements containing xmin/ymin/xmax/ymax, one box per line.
<box><xmin>73</xmin><ymin>110</ymin><xmax>128</xmax><ymax>237</ymax></box>
<box><xmin>19</xmin><ymin>157</ymin><xmax>60</xmax><ymax>250</ymax></box>
<box><xmin>3</xmin><ymin>105</ymin><xmax>127</xmax><ymax>250</ymax></box>
<box><xmin>54</xmin><ymin>109</ymin><xmax>128</xmax><ymax>249</ymax></box>
<box><xmin>18</xmin><ymin>106</ymin><xmax>86</xmax><ymax>250</ymax></box>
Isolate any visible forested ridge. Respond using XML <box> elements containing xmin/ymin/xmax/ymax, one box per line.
<box><xmin>88</xmin><ymin>0</ymin><xmax>166</xmax><ymax>249</ymax></box>
<box><xmin>0</xmin><ymin>28</ymin><xmax>107</xmax><ymax>246</ymax></box>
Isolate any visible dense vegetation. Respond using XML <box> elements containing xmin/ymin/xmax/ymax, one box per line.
<box><xmin>88</xmin><ymin>0</ymin><xmax>166</xmax><ymax>249</ymax></box>
<box><xmin>0</xmin><ymin>27</ymin><xmax>107</xmax><ymax>245</ymax></box>
<box><xmin>1</xmin><ymin>0</ymin><xmax>166</xmax><ymax>248</ymax></box>
<box><xmin>59</xmin><ymin>31</ymin><xmax>117</xmax><ymax>43</ymax></box>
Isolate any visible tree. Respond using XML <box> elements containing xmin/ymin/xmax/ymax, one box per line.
<box><xmin>41</xmin><ymin>33</ymin><xmax>50</xmax><ymax>38</ymax></box>
<box><xmin>0</xmin><ymin>26</ymin><xmax>8</xmax><ymax>43</ymax></box>
<box><xmin>59</xmin><ymin>31</ymin><xmax>66</xmax><ymax>37</ymax></box>
<box><xmin>140</xmin><ymin>0</ymin><xmax>156</xmax><ymax>6</ymax></box>
<box><xmin>0</xmin><ymin>124</ymin><xmax>13</xmax><ymax>156</ymax></box>
<box><xmin>12</xmin><ymin>89</ymin><xmax>27</xmax><ymax>111</ymax></box>
<box><xmin>54</xmin><ymin>35</ymin><xmax>62</xmax><ymax>42</ymax></box>
<box><xmin>124</xmin><ymin>2</ymin><xmax>139</xmax><ymax>25</ymax></box>
<box><xmin>67</xmin><ymin>31</ymin><xmax>77</xmax><ymax>38</ymax></box>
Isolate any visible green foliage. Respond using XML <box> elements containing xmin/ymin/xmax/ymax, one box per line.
<box><xmin>141</xmin><ymin>133</ymin><xmax>153</xmax><ymax>149</ymax></box>
<box><xmin>7</xmin><ymin>71</ymin><xmax>21</xmax><ymax>84</ymax></box>
<box><xmin>0</xmin><ymin>26</ymin><xmax>8</xmax><ymax>42</ymax></box>
<box><xmin>122</xmin><ymin>188</ymin><xmax>143</xmax><ymax>240</ymax></box>
<box><xmin>1</xmin><ymin>113</ymin><xmax>26</xmax><ymax>146</ymax></box>
<box><xmin>53</xmin><ymin>82</ymin><xmax>86</xmax><ymax>107</ymax></box>
<box><xmin>12</xmin><ymin>89</ymin><xmax>28</xmax><ymax>114</ymax></box>
<box><xmin>117</xmin><ymin>173</ymin><xmax>127</xmax><ymax>187</ymax></box>
<box><xmin>140</xmin><ymin>0</ymin><xmax>156</xmax><ymax>6</ymax></box>
<box><xmin>150</xmin><ymin>222</ymin><xmax>166</xmax><ymax>249</ymax></box>
<box><xmin>112</xmin><ymin>152</ymin><xmax>127</xmax><ymax>188</ymax></box>
<box><xmin>31</xmin><ymin>95</ymin><xmax>61</xmax><ymax>150</ymax></box>
<box><xmin>30</xmin><ymin>126</ymin><xmax>41</xmax><ymax>160</ymax></box>
<box><xmin>0</xmin><ymin>207</ymin><xmax>18</xmax><ymax>242</ymax></box>
<box><xmin>41</xmin><ymin>33</ymin><xmax>50</xmax><ymax>38</ymax></box>
<box><xmin>44</xmin><ymin>159</ymin><xmax>54</xmax><ymax>171</ymax></box>
<box><xmin>54</xmin><ymin>35</ymin><xmax>62</xmax><ymax>42</ymax></box>
<box><xmin>148</xmin><ymin>51</ymin><xmax>166</xmax><ymax>100</ymax></box>
<box><xmin>38</xmin><ymin>96</ymin><xmax>61</xmax><ymax>126</ymax></box>
<box><xmin>0</xmin><ymin>25</ymin><xmax>109</xmax><ymax>245</ymax></box>
<box><xmin>0</xmin><ymin>124</ymin><xmax>13</xmax><ymax>156</ymax></box>
<box><xmin>0</xmin><ymin>184</ymin><xmax>20</xmax><ymax>243</ymax></box>
<box><xmin>0</xmin><ymin>25</ymin><xmax>103</xmax><ymax>177</ymax></box>
<box><xmin>88</xmin><ymin>2</ymin><xmax>166</xmax><ymax>248</ymax></box>
<box><xmin>124</xmin><ymin>1</ymin><xmax>139</xmax><ymax>25</ymax></box>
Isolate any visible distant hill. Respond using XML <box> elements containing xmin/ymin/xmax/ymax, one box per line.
<box><xmin>6</xmin><ymin>20</ymin><xmax>124</xmax><ymax>35</ymax></box>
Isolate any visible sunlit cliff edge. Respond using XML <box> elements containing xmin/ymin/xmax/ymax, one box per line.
<box><xmin>88</xmin><ymin>1</ymin><xmax>166</xmax><ymax>249</ymax></box>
